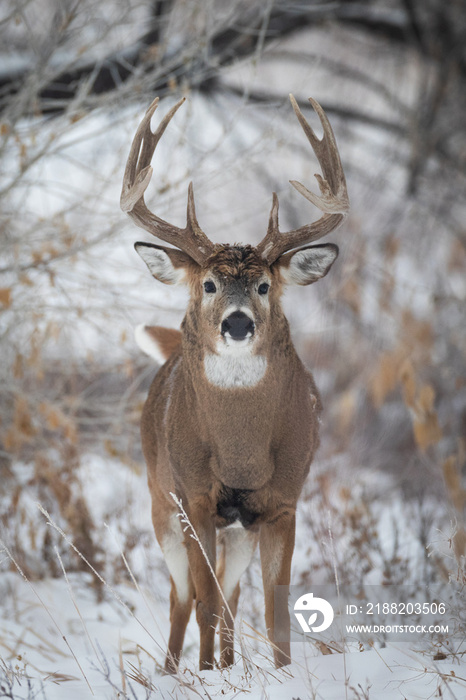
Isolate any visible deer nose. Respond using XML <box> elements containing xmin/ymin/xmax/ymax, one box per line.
<box><xmin>221</xmin><ymin>311</ymin><xmax>255</xmax><ymax>340</ymax></box>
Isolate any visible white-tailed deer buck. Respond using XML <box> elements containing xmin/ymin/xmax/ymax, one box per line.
<box><xmin>121</xmin><ymin>94</ymin><xmax>349</xmax><ymax>671</ymax></box>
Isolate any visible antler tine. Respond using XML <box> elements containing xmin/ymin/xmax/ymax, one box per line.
<box><xmin>120</xmin><ymin>97</ymin><xmax>216</xmax><ymax>265</ymax></box>
<box><xmin>256</xmin><ymin>94</ymin><xmax>349</xmax><ymax>265</ymax></box>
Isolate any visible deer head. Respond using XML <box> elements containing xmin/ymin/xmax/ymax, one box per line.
<box><xmin>121</xmin><ymin>95</ymin><xmax>349</xmax><ymax>371</ymax></box>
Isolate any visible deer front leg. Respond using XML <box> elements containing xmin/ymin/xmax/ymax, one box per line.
<box><xmin>260</xmin><ymin>511</ymin><xmax>296</xmax><ymax>668</ymax></box>
<box><xmin>165</xmin><ymin>577</ymin><xmax>194</xmax><ymax>673</ymax></box>
<box><xmin>184</xmin><ymin>504</ymin><xmax>219</xmax><ymax>671</ymax></box>
<box><xmin>155</xmin><ymin>510</ymin><xmax>194</xmax><ymax>673</ymax></box>
<box><xmin>217</xmin><ymin>527</ymin><xmax>259</xmax><ymax>667</ymax></box>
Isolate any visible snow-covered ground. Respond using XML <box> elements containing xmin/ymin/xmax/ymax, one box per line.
<box><xmin>1</xmin><ymin>453</ymin><xmax>464</xmax><ymax>699</ymax></box>
<box><xmin>1</xmin><ymin>565</ymin><xmax>465</xmax><ymax>700</ymax></box>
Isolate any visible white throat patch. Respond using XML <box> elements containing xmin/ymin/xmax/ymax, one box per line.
<box><xmin>204</xmin><ymin>349</ymin><xmax>267</xmax><ymax>389</ymax></box>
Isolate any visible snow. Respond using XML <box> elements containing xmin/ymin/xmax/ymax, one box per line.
<box><xmin>1</xmin><ymin>569</ymin><xmax>464</xmax><ymax>699</ymax></box>
<box><xmin>1</xmin><ymin>453</ymin><xmax>465</xmax><ymax>699</ymax></box>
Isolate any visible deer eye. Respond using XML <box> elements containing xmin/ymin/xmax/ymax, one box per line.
<box><xmin>204</xmin><ymin>280</ymin><xmax>217</xmax><ymax>294</ymax></box>
<box><xmin>258</xmin><ymin>282</ymin><xmax>269</xmax><ymax>295</ymax></box>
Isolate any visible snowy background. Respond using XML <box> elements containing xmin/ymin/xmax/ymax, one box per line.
<box><xmin>1</xmin><ymin>1</ymin><xmax>465</xmax><ymax>698</ymax></box>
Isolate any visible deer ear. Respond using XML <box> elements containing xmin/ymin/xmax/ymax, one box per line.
<box><xmin>135</xmin><ymin>242</ymin><xmax>197</xmax><ymax>285</ymax></box>
<box><xmin>276</xmin><ymin>243</ymin><xmax>339</xmax><ymax>286</ymax></box>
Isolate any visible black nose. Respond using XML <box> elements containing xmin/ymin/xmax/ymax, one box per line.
<box><xmin>221</xmin><ymin>311</ymin><xmax>255</xmax><ymax>340</ymax></box>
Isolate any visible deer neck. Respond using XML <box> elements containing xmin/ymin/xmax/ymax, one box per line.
<box><xmin>179</xmin><ymin>310</ymin><xmax>298</xmax><ymax>490</ymax></box>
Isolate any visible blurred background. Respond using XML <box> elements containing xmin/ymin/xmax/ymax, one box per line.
<box><xmin>0</xmin><ymin>0</ymin><xmax>465</xmax><ymax>599</ymax></box>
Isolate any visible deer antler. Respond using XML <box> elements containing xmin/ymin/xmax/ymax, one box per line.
<box><xmin>120</xmin><ymin>97</ymin><xmax>217</xmax><ymax>265</ymax></box>
<box><xmin>256</xmin><ymin>94</ymin><xmax>349</xmax><ymax>264</ymax></box>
